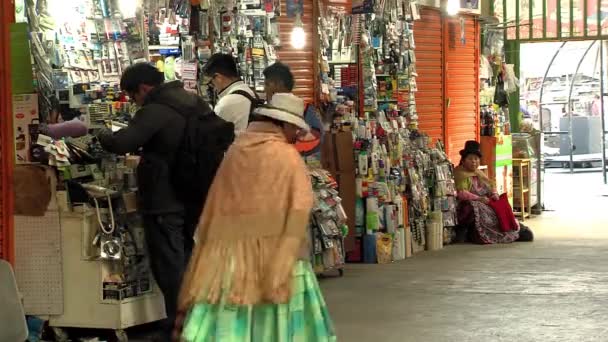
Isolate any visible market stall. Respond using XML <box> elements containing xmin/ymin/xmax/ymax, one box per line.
<box><xmin>479</xmin><ymin>25</ymin><xmax>517</xmax><ymax>208</ymax></box>
<box><xmin>316</xmin><ymin>1</ymin><xmax>460</xmax><ymax>264</ymax></box>
<box><xmin>9</xmin><ymin>0</ymin><xmax>322</xmax><ymax>340</ymax></box>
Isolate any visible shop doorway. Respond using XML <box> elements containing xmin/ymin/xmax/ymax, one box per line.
<box><xmin>520</xmin><ymin>40</ymin><xmax>608</xmax><ymax>211</ymax></box>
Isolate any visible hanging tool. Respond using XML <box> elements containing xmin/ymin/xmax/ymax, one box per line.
<box><xmin>460</xmin><ymin>17</ymin><xmax>466</xmax><ymax>45</ymax></box>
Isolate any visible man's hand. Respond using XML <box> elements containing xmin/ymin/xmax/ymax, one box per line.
<box><xmin>172</xmin><ymin>310</ymin><xmax>186</xmax><ymax>342</ymax></box>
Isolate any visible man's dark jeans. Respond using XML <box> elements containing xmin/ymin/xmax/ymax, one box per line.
<box><xmin>143</xmin><ymin>213</ymin><xmax>193</xmax><ymax>340</ymax></box>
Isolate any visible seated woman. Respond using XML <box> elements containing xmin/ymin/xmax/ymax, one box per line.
<box><xmin>454</xmin><ymin>141</ymin><xmax>521</xmax><ymax>244</ymax></box>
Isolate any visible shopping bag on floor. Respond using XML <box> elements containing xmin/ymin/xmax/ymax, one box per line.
<box><xmin>489</xmin><ymin>193</ymin><xmax>518</xmax><ymax>232</ymax></box>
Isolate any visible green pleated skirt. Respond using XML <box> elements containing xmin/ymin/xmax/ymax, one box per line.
<box><xmin>181</xmin><ymin>261</ymin><xmax>337</xmax><ymax>342</ymax></box>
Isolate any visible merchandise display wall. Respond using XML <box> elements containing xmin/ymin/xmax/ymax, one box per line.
<box><xmin>315</xmin><ymin>0</ymin><xmax>359</xmax><ymax>254</ymax></box>
<box><xmin>353</xmin><ymin>6</ymin><xmax>479</xmax><ymax>164</ymax></box>
<box><xmin>343</xmin><ymin>3</ymin><xmax>461</xmax><ymax>264</ymax></box>
<box><xmin>314</xmin><ymin>3</ymin><xmax>483</xmax><ymax>263</ymax></box>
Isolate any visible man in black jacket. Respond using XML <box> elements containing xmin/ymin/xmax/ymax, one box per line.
<box><xmin>96</xmin><ymin>63</ymin><xmax>213</xmax><ymax>340</ymax></box>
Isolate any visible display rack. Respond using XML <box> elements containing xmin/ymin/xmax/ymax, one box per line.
<box><xmin>13</xmin><ymin>166</ymin><xmax>164</xmax><ymax>342</ymax></box>
<box><xmin>512</xmin><ymin>158</ymin><xmax>532</xmax><ymax>221</ymax></box>
<box><xmin>308</xmin><ymin>168</ymin><xmax>346</xmax><ymax>276</ymax></box>
<box><xmin>513</xmin><ymin>132</ymin><xmax>541</xmax><ymax>213</ymax></box>
<box><xmin>334</xmin><ymin>2</ymin><xmax>461</xmax><ymax>263</ymax></box>
<box><xmin>49</xmin><ymin>208</ymin><xmax>165</xmax><ymax>342</ymax></box>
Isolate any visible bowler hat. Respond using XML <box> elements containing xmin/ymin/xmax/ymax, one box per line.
<box><xmin>459</xmin><ymin>140</ymin><xmax>482</xmax><ymax>158</ymax></box>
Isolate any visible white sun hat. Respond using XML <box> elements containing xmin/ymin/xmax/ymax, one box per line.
<box><xmin>254</xmin><ymin>93</ymin><xmax>310</xmax><ymax>131</ymax></box>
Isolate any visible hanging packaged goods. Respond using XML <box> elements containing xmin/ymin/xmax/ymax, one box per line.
<box><xmin>324</xmin><ymin>1</ymin><xmax>462</xmax><ymax>264</ymax></box>
<box><xmin>309</xmin><ymin>168</ymin><xmax>347</xmax><ymax>275</ymax></box>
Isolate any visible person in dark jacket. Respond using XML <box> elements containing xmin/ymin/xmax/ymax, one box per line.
<box><xmin>263</xmin><ymin>61</ymin><xmax>295</xmax><ymax>100</ymax></box>
<box><xmin>96</xmin><ymin>63</ymin><xmax>213</xmax><ymax>341</ymax></box>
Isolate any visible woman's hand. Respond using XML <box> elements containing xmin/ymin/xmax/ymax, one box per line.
<box><xmin>491</xmin><ymin>193</ymin><xmax>499</xmax><ymax>201</ymax></box>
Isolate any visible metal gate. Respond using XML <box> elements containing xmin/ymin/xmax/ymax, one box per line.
<box><xmin>534</xmin><ymin>40</ymin><xmax>608</xmax><ymax>211</ymax></box>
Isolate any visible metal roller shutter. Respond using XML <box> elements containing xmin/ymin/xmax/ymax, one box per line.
<box><xmin>414</xmin><ymin>7</ymin><xmax>444</xmax><ymax>143</ymax></box>
<box><xmin>0</xmin><ymin>0</ymin><xmax>14</xmax><ymax>263</ymax></box>
<box><xmin>277</xmin><ymin>0</ymin><xmax>315</xmax><ymax>104</ymax></box>
<box><xmin>444</xmin><ymin>15</ymin><xmax>480</xmax><ymax>163</ymax></box>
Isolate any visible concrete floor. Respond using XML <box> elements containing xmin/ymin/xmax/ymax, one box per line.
<box><xmin>320</xmin><ymin>170</ymin><xmax>608</xmax><ymax>342</ymax></box>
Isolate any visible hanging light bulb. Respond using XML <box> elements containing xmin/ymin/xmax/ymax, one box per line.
<box><xmin>291</xmin><ymin>13</ymin><xmax>306</xmax><ymax>49</ymax></box>
<box><xmin>446</xmin><ymin>0</ymin><xmax>460</xmax><ymax>16</ymax></box>
<box><xmin>119</xmin><ymin>0</ymin><xmax>138</xmax><ymax>19</ymax></box>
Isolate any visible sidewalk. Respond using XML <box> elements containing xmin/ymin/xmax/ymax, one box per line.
<box><xmin>321</xmin><ymin>171</ymin><xmax>608</xmax><ymax>342</ymax></box>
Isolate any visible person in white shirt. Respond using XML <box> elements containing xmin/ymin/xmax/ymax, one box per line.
<box><xmin>203</xmin><ymin>53</ymin><xmax>256</xmax><ymax>134</ymax></box>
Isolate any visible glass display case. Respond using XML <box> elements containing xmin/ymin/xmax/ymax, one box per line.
<box><xmin>512</xmin><ymin>133</ymin><xmax>541</xmax><ymax>210</ymax></box>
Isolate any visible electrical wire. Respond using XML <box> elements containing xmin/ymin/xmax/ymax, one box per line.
<box><xmin>93</xmin><ymin>194</ymin><xmax>116</xmax><ymax>235</ymax></box>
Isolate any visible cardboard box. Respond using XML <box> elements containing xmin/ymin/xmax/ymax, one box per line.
<box><xmin>12</xmin><ymin>94</ymin><xmax>39</xmax><ymax>164</ymax></box>
<box><xmin>321</xmin><ymin>131</ymin><xmax>356</xmax><ymax>173</ymax></box>
<box><xmin>122</xmin><ymin>192</ymin><xmax>138</xmax><ymax>213</ymax></box>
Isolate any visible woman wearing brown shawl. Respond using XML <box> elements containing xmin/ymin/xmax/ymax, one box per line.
<box><xmin>454</xmin><ymin>141</ymin><xmax>521</xmax><ymax>244</ymax></box>
<box><xmin>173</xmin><ymin>93</ymin><xmax>336</xmax><ymax>341</ymax></box>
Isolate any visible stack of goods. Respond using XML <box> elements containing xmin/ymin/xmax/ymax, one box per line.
<box><xmin>350</xmin><ymin>113</ymin><xmax>433</xmax><ymax>263</ymax></box>
<box><xmin>480</xmin><ymin>105</ymin><xmax>497</xmax><ymax>136</ymax></box>
<box><xmin>429</xmin><ymin>142</ymin><xmax>458</xmax><ymax>245</ymax></box>
<box><xmin>309</xmin><ymin>169</ymin><xmax>347</xmax><ymax>276</ymax></box>
<box><xmin>402</xmin><ymin>133</ymin><xmax>431</xmax><ymax>254</ymax></box>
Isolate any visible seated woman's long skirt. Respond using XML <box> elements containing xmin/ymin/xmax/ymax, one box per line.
<box><xmin>458</xmin><ymin>200</ymin><xmax>520</xmax><ymax>244</ymax></box>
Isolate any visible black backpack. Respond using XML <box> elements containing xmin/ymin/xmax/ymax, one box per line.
<box><xmin>171</xmin><ymin>102</ymin><xmax>235</xmax><ymax>206</ymax></box>
<box><xmin>231</xmin><ymin>89</ymin><xmax>265</xmax><ymax>117</ymax></box>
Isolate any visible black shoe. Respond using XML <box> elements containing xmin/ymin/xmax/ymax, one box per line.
<box><xmin>453</xmin><ymin>225</ymin><xmax>468</xmax><ymax>243</ymax></box>
<box><xmin>517</xmin><ymin>224</ymin><xmax>534</xmax><ymax>242</ymax></box>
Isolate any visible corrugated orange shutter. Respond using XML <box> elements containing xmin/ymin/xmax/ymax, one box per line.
<box><xmin>0</xmin><ymin>0</ymin><xmax>14</xmax><ymax>263</ymax></box>
<box><xmin>414</xmin><ymin>7</ymin><xmax>444</xmax><ymax>143</ymax></box>
<box><xmin>277</xmin><ymin>0</ymin><xmax>315</xmax><ymax>104</ymax></box>
<box><xmin>444</xmin><ymin>15</ymin><xmax>480</xmax><ymax>163</ymax></box>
